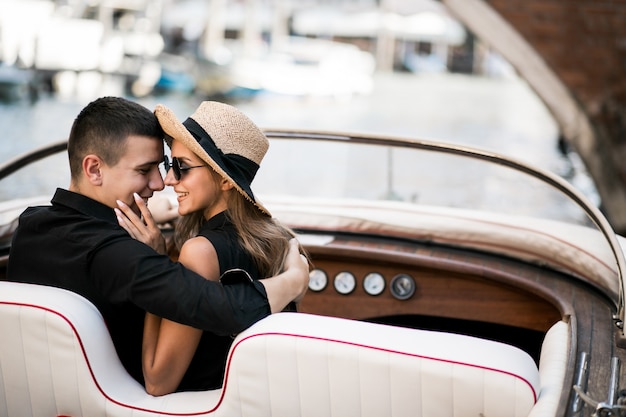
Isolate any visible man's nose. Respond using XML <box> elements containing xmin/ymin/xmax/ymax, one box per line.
<box><xmin>150</xmin><ymin>169</ymin><xmax>165</xmax><ymax>191</ymax></box>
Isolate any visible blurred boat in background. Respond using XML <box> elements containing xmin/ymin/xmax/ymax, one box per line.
<box><xmin>0</xmin><ymin>0</ymin><xmax>164</xmax><ymax>98</ymax></box>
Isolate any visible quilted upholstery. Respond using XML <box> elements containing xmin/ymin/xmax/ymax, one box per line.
<box><xmin>222</xmin><ymin>314</ymin><xmax>541</xmax><ymax>417</ymax></box>
<box><xmin>0</xmin><ymin>281</ymin><xmax>543</xmax><ymax>417</ymax></box>
<box><xmin>0</xmin><ymin>281</ymin><xmax>222</xmax><ymax>417</ymax></box>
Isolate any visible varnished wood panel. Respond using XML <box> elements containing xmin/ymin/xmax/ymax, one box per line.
<box><xmin>300</xmin><ymin>257</ymin><xmax>561</xmax><ymax>332</ymax></box>
<box><xmin>300</xmin><ymin>235</ymin><xmax>563</xmax><ymax>332</ymax></box>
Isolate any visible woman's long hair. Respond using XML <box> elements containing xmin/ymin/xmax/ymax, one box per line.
<box><xmin>226</xmin><ymin>190</ymin><xmax>300</xmax><ymax>277</ymax></box>
<box><xmin>172</xmin><ymin>171</ymin><xmax>307</xmax><ymax>277</ymax></box>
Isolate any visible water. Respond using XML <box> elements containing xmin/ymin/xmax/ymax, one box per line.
<box><xmin>0</xmin><ymin>71</ymin><xmax>595</xmax><ymax>205</ymax></box>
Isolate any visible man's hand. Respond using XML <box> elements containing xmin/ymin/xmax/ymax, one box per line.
<box><xmin>259</xmin><ymin>238</ymin><xmax>310</xmax><ymax>313</ymax></box>
<box><xmin>115</xmin><ymin>193</ymin><xmax>167</xmax><ymax>254</ymax></box>
<box><xmin>283</xmin><ymin>238</ymin><xmax>309</xmax><ymax>303</ymax></box>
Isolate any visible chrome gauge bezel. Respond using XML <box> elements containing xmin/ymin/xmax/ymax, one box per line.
<box><xmin>390</xmin><ymin>274</ymin><xmax>416</xmax><ymax>300</ymax></box>
<box><xmin>363</xmin><ymin>272</ymin><xmax>385</xmax><ymax>296</ymax></box>
<box><xmin>333</xmin><ymin>271</ymin><xmax>357</xmax><ymax>295</ymax></box>
<box><xmin>308</xmin><ymin>269</ymin><xmax>328</xmax><ymax>292</ymax></box>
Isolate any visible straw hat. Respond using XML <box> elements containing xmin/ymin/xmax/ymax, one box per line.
<box><xmin>155</xmin><ymin>101</ymin><xmax>270</xmax><ymax>216</ymax></box>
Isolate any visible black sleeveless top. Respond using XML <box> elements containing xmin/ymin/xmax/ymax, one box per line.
<box><xmin>176</xmin><ymin>211</ymin><xmax>260</xmax><ymax>391</ymax></box>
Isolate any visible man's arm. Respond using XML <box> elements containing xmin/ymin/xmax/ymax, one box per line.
<box><xmin>115</xmin><ymin>196</ymin><xmax>309</xmax><ymax>319</ymax></box>
<box><xmin>92</xmin><ymin>234</ymin><xmax>308</xmax><ymax>335</ymax></box>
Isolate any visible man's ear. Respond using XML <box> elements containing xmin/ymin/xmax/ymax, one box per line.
<box><xmin>83</xmin><ymin>154</ymin><xmax>104</xmax><ymax>185</ymax></box>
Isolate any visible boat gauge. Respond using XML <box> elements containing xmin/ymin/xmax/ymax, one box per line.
<box><xmin>308</xmin><ymin>269</ymin><xmax>328</xmax><ymax>292</ymax></box>
<box><xmin>363</xmin><ymin>272</ymin><xmax>385</xmax><ymax>296</ymax></box>
<box><xmin>333</xmin><ymin>271</ymin><xmax>356</xmax><ymax>295</ymax></box>
<box><xmin>390</xmin><ymin>274</ymin><xmax>416</xmax><ymax>300</ymax></box>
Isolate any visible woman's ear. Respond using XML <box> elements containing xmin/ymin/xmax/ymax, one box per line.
<box><xmin>83</xmin><ymin>154</ymin><xmax>104</xmax><ymax>185</ymax></box>
<box><xmin>221</xmin><ymin>178</ymin><xmax>234</xmax><ymax>191</ymax></box>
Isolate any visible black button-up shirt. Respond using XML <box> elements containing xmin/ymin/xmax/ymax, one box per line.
<box><xmin>5</xmin><ymin>188</ymin><xmax>270</xmax><ymax>383</ymax></box>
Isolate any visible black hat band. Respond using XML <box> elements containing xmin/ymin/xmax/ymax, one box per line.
<box><xmin>183</xmin><ymin>118</ymin><xmax>259</xmax><ymax>201</ymax></box>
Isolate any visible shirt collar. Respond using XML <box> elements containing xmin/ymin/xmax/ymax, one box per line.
<box><xmin>201</xmin><ymin>210</ymin><xmax>229</xmax><ymax>230</ymax></box>
<box><xmin>51</xmin><ymin>188</ymin><xmax>118</xmax><ymax>224</ymax></box>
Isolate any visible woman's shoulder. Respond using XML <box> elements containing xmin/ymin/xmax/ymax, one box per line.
<box><xmin>179</xmin><ymin>236</ymin><xmax>220</xmax><ymax>280</ymax></box>
<box><xmin>181</xmin><ymin>235</ymin><xmax>216</xmax><ymax>252</ymax></box>
<box><xmin>180</xmin><ymin>236</ymin><xmax>218</xmax><ymax>261</ymax></box>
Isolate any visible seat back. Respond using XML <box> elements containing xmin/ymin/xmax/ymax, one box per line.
<box><xmin>0</xmin><ymin>281</ymin><xmax>221</xmax><ymax>417</ymax></box>
<box><xmin>0</xmin><ymin>281</ymin><xmax>541</xmax><ymax>417</ymax></box>
<box><xmin>222</xmin><ymin>313</ymin><xmax>540</xmax><ymax>417</ymax></box>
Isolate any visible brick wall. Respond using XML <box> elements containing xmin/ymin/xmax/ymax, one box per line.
<box><xmin>487</xmin><ymin>0</ymin><xmax>626</xmax><ymax>232</ymax></box>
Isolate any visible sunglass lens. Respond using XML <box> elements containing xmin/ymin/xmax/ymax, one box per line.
<box><xmin>171</xmin><ymin>157</ymin><xmax>182</xmax><ymax>180</ymax></box>
<box><xmin>163</xmin><ymin>155</ymin><xmax>181</xmax><ymax>180</ymax></box>
<box><xmin>163</xmin><ymin>155</ymin><xmax>171</xmax><ymax>172</ymax></box>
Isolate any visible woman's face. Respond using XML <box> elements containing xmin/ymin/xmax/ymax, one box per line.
<box><xmin>165</xmin><ymin>140</ymin><xmax>231</xmax><ymax>219</ymax></box>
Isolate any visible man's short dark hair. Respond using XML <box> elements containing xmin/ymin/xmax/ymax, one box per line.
<box><xmin>67</xmin><ymin>97</ymin><xmax>164</xmax><ymax>179</ymax></box>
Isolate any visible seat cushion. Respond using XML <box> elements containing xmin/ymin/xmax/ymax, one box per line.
<box><xmin>221</xmin><ymin>312</ymin><xmax>540</xmax><ymax>417</ymax></box>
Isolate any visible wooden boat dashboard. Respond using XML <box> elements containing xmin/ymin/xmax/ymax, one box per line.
<box><xmin>293</xmin><ymin>231</ymin><xmax>569</xmax><ymax>361</ymax></box>
<box><xmin>297</xmin><ymin>232</ymin><xmax>563</xmax><ymax>332</ymax></box>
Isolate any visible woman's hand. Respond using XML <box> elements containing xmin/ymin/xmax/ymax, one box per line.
<box><xmin>115</xmin><ymin>193</ymin><xmax>167</xmax><ymax>254</ymax></box>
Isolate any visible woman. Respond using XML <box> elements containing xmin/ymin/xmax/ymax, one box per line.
<box><xmin>118</xmin><ymin>101</ymin><xmax>307</xmax><ymax>396</ymax></box>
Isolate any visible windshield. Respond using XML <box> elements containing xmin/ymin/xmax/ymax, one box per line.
<box><xmin>256</xmin><ymin>135</ymin><xmax>590</xmax><ymax>225</ymax></box>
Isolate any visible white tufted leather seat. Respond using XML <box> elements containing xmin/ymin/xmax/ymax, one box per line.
<box><xmin>0</xmin><ymin>281</ymin><xmax>543</xmax><ymax>417</ymax></box>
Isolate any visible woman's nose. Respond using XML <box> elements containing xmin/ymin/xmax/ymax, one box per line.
<box><xmin>163</xmin><ymin>169</ymin><xmax>177</xmax><ymax>186</ymax></box>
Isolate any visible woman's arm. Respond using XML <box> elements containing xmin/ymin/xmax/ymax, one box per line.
<box><xmin>142</xmin><ymin>237</ymin><xmax>220</xmax><ymax>396</ymax></box>
<box><xmin>142</xmin><ymin>313</ymin><xmax>202</xmax><ymax>396</ymax></box>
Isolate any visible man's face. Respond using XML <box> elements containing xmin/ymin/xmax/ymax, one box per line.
<box><xmin>100</xmin><ymin>135</ymin><xmax>165</xmax><ymax>215</ymax></box>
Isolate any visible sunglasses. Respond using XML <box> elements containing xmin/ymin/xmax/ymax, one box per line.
<box><xmin>163</xmin><ymin>155</ymin><xmax>206</xmax><ymax>181</ymax></box>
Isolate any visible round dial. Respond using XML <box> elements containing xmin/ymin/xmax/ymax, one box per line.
<box><xmin>363</xmin><ymin>272</ymin><xmax>385</xmax><ymax>296</ymax></box>
<box><xmin>390</xmin><ymin>274</ymin><xmax>416</xmax><ymax>300</ymax></box>
<box><xmin>308</xmin><ymin>269</ymin><xmax>328</xmax><ymax>292</ymax></box>
<box><xmin>333</xmin><ymin>271</ymin><xmax>356</xmax><ymax>295</ymax></box>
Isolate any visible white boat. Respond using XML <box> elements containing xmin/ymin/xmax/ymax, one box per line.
<box><xmin>1</xmin><ymin>129</ymin><xmax>625</xmax><ymax>416</ymax></box>
<box><xmin>224</xmin><ymin>36</ymin><xmax>376</xmax><ymax>98</ymax></box>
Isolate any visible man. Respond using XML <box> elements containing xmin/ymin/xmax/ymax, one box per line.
<box><xmin>5</xmin><ymin>96</ymin><xmax>308</xmax><ymax>385</ymax></box>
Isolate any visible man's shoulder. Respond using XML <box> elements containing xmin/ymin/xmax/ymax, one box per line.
<box><xmin>16</xmin><ymin>199</ymin><xmax>124</xmax><ymax>245</ymax></box>
<box><xmin>18</xmin><ymin>202</ymin><xmax>67</xmax><ymax>225</ymax></box>
<box><xmin>21</xmin><ymin>204</ymin><xmax>51</xmax><ymax>215</ymax></box>
<box><xmin>13</xmin><ymin>204</ymin><xmax>52</xmax><ymax>229</ymax></box>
